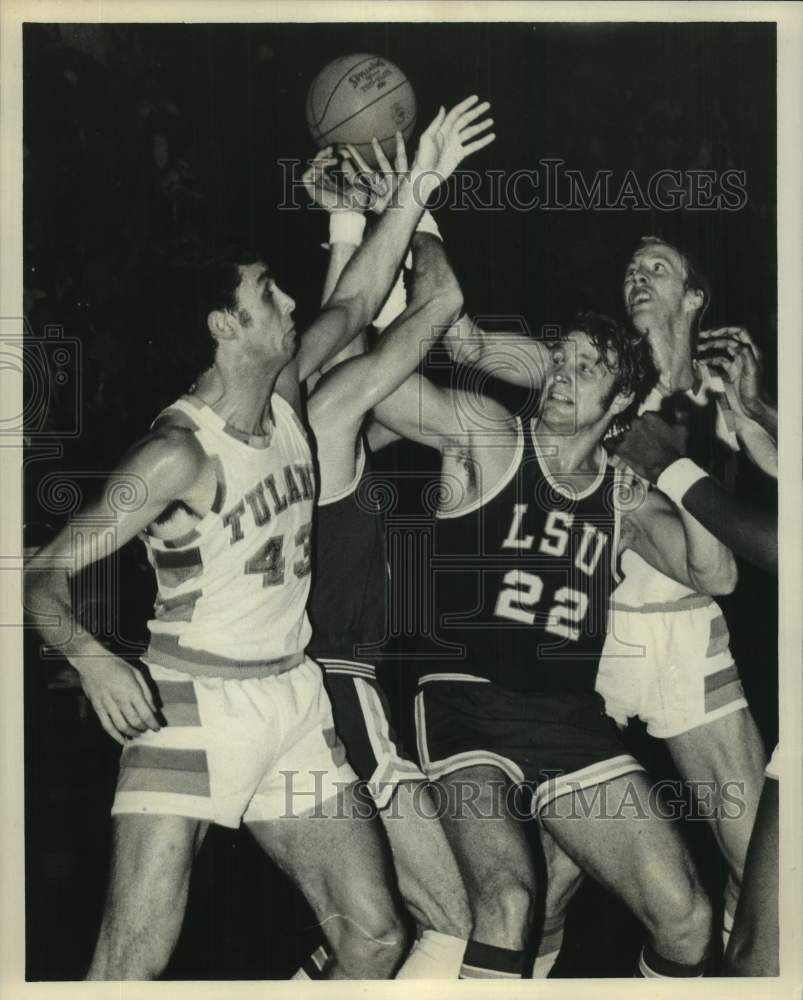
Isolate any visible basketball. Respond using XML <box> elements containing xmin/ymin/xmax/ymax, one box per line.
<box><xmin>306</xmin><ymin>54</ymin><xmax>417</xmax><ymax>167</ymax></box>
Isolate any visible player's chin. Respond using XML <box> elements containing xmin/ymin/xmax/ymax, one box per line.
<box><xmin>541</xmin><ymin>399</ymin><xmax>575</xmax><ymax>426</ymax></box>
<box><xmin>626</xmin><ymin>305</ymin><xmax>653</xmax><ymax>335</ymax></box>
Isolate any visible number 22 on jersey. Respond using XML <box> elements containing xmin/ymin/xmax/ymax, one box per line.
<box><xmin>494</xmin><ymin>506</ymin><xmax>608</xmax><ymax>641</ymax></box>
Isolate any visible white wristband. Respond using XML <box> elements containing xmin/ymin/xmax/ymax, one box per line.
<box><xmin>328</xmin><ymin>211</ymin><xmax>365</xmax><ymax>246</ymax></box>
<box><xmin>415</xmin><ymin>210</ymin><xmax>442</xmax><ymax>241</ymax></box>
<box><xmin>656</xmin><ymin>458</ymin><xmax>709</xmax><ymax>505</ymax></box>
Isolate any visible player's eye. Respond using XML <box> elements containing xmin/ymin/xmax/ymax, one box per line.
<box><xmin>652</xmin><ymin>261</ymin><xmax>664</xmax><ymax>272</ymax></box>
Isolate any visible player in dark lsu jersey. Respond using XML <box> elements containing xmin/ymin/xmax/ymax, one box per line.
<box><xmin>296</xmin><ymin>133</ymin><xmax>488</xmax><ymax>978</ymax></box>
<box><xmin>373</xmin><ymin>312</ymin><xmax>737</xmax><ymax>979</ymax></box>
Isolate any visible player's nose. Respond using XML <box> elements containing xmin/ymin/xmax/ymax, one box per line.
<box><xmin>277</xmin><ymin>288</ymin><xmax>296</xmax><ymax>314</ymax></box>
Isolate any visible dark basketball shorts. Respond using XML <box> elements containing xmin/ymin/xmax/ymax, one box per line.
<box><xmin>414</xmin><ymin>672</ymin><xmax>644</xmax><ymax>817</ymax></box>
<box><xmin>318</xmin><ymin>658</ymin><xmax>426</xmax><ymax>810</ymax></box>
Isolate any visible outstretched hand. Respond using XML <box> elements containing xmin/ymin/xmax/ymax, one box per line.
<box><xmin>613</xmin><ymin>412</ymin><xmax>688</xmax><ymax>485</ymax></box>
<box><xmin>697</xmin><ymin>326</ymin><xmax>770</xmax><ymax>423</ymax></box>
<box><xmin>412</xmin><ymin>96</ymin><xmax>495</xmax><ymax>189</ymax></box>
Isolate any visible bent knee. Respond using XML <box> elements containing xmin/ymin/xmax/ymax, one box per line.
<box><xmin>325</xmin><ymin>902</ymin><xmax>407</xmax><ymax>976</ymax></box>
<box><xmin>643</xmin><ymin>878</ymin><xmax>712</xmax><ymax>949</ymax></box>
<box><xmin>471</xmin><ymin>873</ymin><xmax>536</xmax><ymax>945</ymax></box>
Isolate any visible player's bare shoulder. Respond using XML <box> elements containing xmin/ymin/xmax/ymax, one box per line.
<box><xmin>440</xmin><ymin>396</ymin><xmax>521</xmax><ymax>515</ymax></box>
<box><xmin>129</xmin><ymin>412</ymin><xmax>215</xmax><ymax>533</ymax></box>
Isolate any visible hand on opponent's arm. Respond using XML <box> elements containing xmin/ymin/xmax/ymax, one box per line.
<box><xmin>615</xmin><ymin>411</ymin><xmax>776</xmax><ymax>576</ymax></box>
<box><xmin>615</xmin><ymin>413</ymin><xmax>739</xmax><ymax>592</ymax></box>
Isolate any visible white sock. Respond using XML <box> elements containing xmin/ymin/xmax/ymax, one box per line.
<box><xmin>531</xmin><ymin>948</ymin><xmax>561</xmax><ymax>978</ymax></box>
<box><xmin>722</xmin><ymin>874</ymin><xmax>739</xmax><ymax>952</ymax></box>
<box><xmin>531</xmin><ymin>914</ymin><xmax>564</xmax><ymax>978</ymax></box>
<box><xmin>396</xmin><ymin>930</ymin><xmax>467</xmax><ymax>979</ymax></box>
<box><xmin>291</xmin><ymin>943</ymin><xmax>330</xmax><ymax>979</ymax></box>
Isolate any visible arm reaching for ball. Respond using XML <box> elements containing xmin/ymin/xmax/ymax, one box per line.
<box><xmin>293</xmin><ymin>96</ymin><xmax>495</xmax><ymax>383</ymax></box>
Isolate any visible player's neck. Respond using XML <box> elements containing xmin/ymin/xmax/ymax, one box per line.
<box><xmin>193</xmin><ymin>360</ymin><xmax>279</xmax><ymax>435</ymax></box>
<box><xmin>645</xmin><ymin>319</ymin><xmax>695</xmax><ymax>393</ymax></box>
<box><xmin>533</xmin><ymin>424</ymin><xmax>604</xmax><ymax>478</ymax></box>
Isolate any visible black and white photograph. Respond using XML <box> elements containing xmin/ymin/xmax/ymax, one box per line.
<box><xmin>4</xmin><ymin>2</ymin><xmax>801</xmax><ymax>993</ymax></box>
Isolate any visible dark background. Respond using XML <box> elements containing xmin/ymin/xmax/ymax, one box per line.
<box><xmin>23</xmin><ymin>21</ymin><xmax>777</xmax><ymax>980</ymax></box>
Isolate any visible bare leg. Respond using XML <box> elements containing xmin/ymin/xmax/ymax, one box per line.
<box><xmin>247</xmin><ymin>782</ymin><xmax>406</xmax><ymax>979</ymax></box>
<box><xmin>724</xmin><ymin>777</ymin><xmax>779</xmax><ymax>976</ymax></box>
<box><xmin>87</xmin><ymin>814</ymin><xmax>208</xmax><ymax>980</ymax></box>
<box><xmin>666</xmin><ymin>708</ymin><xmax>766</xmax><ymax>887</ymax></box>
<box><xmin>380</xmin><ymin>780</ymin><xmax>472</xmax><ymax>938</ymax></box>
<box><xmin>541</xmin><ymin>771</ymin><xmax>711</xmax><ymax>966</ymax></box>
<box><xmin>436</xmin><ymin>765</ymin><xmax>537</xmax><ymax>952</ymax></box>
<box><xmin>532</xmin><ymin>827</ymin><xmax>584</xmax><ymax>976</ymax></box>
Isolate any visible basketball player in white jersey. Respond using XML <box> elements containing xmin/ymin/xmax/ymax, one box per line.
<box><xmin>23</xmin><ymin>96</ymin><xmax>494</xmax><ymax>980</ymax></box>
<box><xmin>613</xmin><ymin>329</ymin><xmax>779</xmax><ymax>976</ymax></box>
<box><xmin>591</xmin><ymin>238</ymin><xmax>770</xmax><ymax>958</ymax></box>
<box><xmin>371</xmin><ymin>311</ymin><xmax>737</xmax><ymax>979</ymax></box>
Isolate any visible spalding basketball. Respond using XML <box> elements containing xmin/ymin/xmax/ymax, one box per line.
<box><xmin>306</xmin><ymin>54</ymin><xmax>416</xmax><ymax>167</ymax></box>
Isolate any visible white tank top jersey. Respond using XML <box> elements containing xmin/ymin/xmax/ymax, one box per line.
<box><xmin>613</xmin><ymin>362</ymin><xmax>738</xmax><ymax>608</ymax></box>
<box><xmin>141</xmin><ymin>394</ymin><xmax>315</xmax><ymax>677</ymax></box>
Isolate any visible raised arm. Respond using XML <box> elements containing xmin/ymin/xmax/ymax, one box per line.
<box><xmin>294</xmin><ymin>96</ymin><xmax>495</xmax><ymax>382</ymax></box>
<box><xmin>309</xmin><ymin>232</ymin><xmax>463</xmax><ymax>434</ymax></box>
<box><xmin>441</xmin><ymin>314</ymin><xmax>551</xmax><ymax>391</ymax></box>
<box><xmin>24</xmin><ymin>429</ymin><xmax>206</xmax><ymax>744</ymax></box>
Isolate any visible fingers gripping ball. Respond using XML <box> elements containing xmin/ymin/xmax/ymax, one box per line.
<box><xmin>306</xmin><ymin>54</ymin><xmax>416</xmax><ymax>167</ymax></box>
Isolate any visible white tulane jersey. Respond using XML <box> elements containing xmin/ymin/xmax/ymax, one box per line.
<box><xmin>613</xmin><ymin>363</ymin><xmax>737</xmax><ymax>608</ymax></box>
<box><xmin>142</xmin><ymin>394</ymin><xmax>314</xmax><ymax>677</ymax></box>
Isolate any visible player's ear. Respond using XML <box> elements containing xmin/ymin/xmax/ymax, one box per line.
<box><xmin>683</xmin><ymin>286</ymin><xmax>704</xmax><ymax>314</ymax></box>
<box><xmin>207</xmin><ymin>309</ymin><xmax>237</xmax><ymax>342</ymax></box>
<box><xmin>610</xmin><ymin>388</ymin><xmax>635</xmax><ymax>416</ymax></box>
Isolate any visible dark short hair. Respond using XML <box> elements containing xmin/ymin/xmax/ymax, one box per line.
<box><xmin>568</xmin><ymin>310</ymin><xmax>659</xmax><ymax>433</ymax></box>
<box><xmin>154</xmin><ymin>246</ymin><xmax>263</xmax><ymax>400</ymax></box>
<box><xmin>194</xmin><ymin>246</ymin><xmax>263</xmax><ymax>328</ymax></box>
<box><xmin>636</xmin><ymin>235</ymin><xmax>711</xmax><ymax>328</ymax></box>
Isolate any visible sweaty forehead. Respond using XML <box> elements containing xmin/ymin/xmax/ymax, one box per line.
<box><xmin>564</xmin><ymin>330</ymin><xmax>600</xmax><ymax>359</ymax></box>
